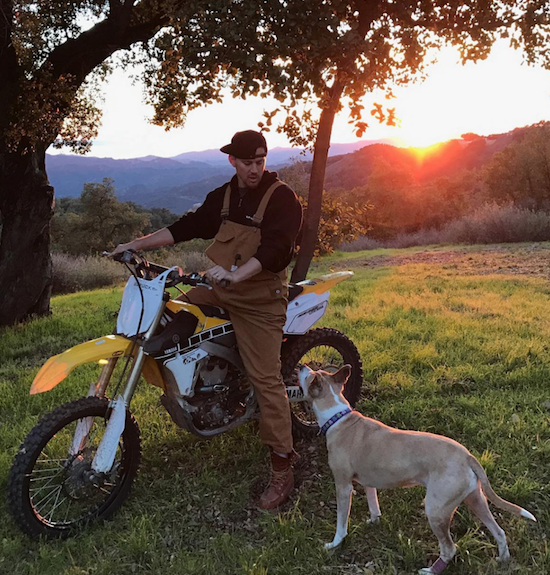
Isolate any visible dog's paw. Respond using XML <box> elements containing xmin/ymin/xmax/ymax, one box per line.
<box><xmin>496</xmin><ymin>550</ymin><xmax>511</xmax><ymax>564</ymax></box>
<box><xmin>367</xmin><ymin>515</ymin><xmax>381</xmax><ymax>525</ymax></box>
<box><xmin>418</xmin><ymin>569</ymin><xmax>434</xmax><ymax>575</ymax></box>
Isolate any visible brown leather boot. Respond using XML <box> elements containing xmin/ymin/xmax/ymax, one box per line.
<box><xmin>259</xmin><ymin>451</ymin><xmax>296</xmax><ymax>510</ymax></box>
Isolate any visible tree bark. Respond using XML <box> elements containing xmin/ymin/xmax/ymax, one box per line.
<box><xmin>0</xmin><ymin>148</ymin><xmax>54</xmax><ymax>326</ymax></box>
<box><xmin>291</xmin><ymin>84</ymin><xmax>343</xmax><ymax>283</ymax></box>
<box><xmin>0</xmin><ymin>3</ymin><xmax>169</xmax><ymax>327</ymax></box>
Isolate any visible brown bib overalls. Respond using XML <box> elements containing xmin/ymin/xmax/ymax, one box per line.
<box><xmin>180</xmin><ymin>181</ymin><xmax>293</xmax><ymax>454</ymax></box>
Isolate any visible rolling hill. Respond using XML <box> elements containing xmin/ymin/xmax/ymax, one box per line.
<box><xmin>46</xmin><ymin>139</ymin><xmax>395</xmax><ymax>213</ymax></box>
<box><xmin>46</xmin><ymin>126</ymin><xmax>539</xmax><ymax>213</ymax></box>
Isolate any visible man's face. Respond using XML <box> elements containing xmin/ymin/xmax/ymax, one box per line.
<box><xmin>229</xmin><ymin>147</ymin><xmax>267</xmax><ymax>189</ymax></box>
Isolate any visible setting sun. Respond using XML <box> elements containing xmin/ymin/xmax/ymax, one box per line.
<box><xmin>331</xmin><ymin>40</ymin><xmax>550</xmax><ymax>150</ymax></box>
<box><xmin>46</xmin><ymin>40</ymin><xmax>550</xmax><ymax>158</ymax></box>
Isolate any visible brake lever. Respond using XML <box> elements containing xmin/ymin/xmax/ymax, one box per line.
<box><xmin>197</xmin><ymin>273</ymin><xmax>230</xmax><ymax>288</ymax></box>
<box><xmin>194</xmin><ymin>274</ymin><xmax>213</xmax><ymax>290</ymax></box>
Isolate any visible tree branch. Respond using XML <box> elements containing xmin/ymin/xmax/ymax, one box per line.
<box><xmin>45</xmin><ymin>3</ymin><xmax>169</xmax><ymax>85</ymax></box>
<box><xmin>354</xmin><ymin>0</ymin><xmax>382</xmax><ymax>37</ymax></box>
<box><xmin>0</xmin><ymin>0</ymin><xmax>19</xmax><ymax>84</ymax></box>
<box><xmin>0</xmin><ymin>0</ymin><xmax>21</xmax><ymax>139</ymax></box>
<box><xmin>109</xmin><ymin>0</ymin><xmax>137</xmax><ymax>26</ymax></box>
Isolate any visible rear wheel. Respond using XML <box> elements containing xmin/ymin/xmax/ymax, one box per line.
<box><xmin>281</xmin><ymin>328</ymin><xmax>362</xmax><ymax>438</ymax></box>
<box><xmin>7</xmin><ymin>396</ymin><xmax>141</xmax><ymax>538</ymax></box>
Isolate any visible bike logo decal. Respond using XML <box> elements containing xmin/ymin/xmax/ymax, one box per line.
<box><xmin>158</xmin><ymin>322</ymin><xmax>234</xmax><ymax>359</ymax></box>
<box><xmin>182</xmin><ymin>351</ymin><xmax>203</xmax><ymax>364</ymax></box>
<box><xmin>297</xmin><ymin>303</ymin><xmax>325</xmax><ymax>317</ymax></box>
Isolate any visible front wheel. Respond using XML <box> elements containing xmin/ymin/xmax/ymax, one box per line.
<box><xmin>281</xmin><ymin>328</ymin><xmax>363</xmax><ymax>438</ymax></box>
<box><xmin>8</xmin><ymin>396</ymin><xmax>141</xmax><ymax>538</ymax></box>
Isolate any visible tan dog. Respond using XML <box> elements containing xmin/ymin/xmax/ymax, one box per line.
<box><xmin>299</xmin><ymin>365</ymin><xmax>537</xmax><ymax>575</ymax></box>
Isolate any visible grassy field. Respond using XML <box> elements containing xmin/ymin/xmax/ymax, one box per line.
<box><xmin>1</xmin><ymin>243</ymin><xmax>549</xmax><ymax>575</ymax></box>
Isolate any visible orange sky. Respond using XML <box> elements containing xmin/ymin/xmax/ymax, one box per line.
<box><xmin>332</xmin><ymin>40</ymin><xmax>550</xmax><ymax>148</ymax></box>
<box><xmin>49</xmin><ymin>40</ymin><xmax>550</xmax><ymax>158</ymax></box>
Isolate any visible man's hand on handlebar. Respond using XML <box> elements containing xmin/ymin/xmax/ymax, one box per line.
<box><xmin>206</xmin><ymin>265</ymin><xmax>233</xmax><ymax>287</ymax></box>
<box><xmin>105</xmin><ymin>249</ymin><xmax>213</xmax><ymax>288</ymax></box>
<box><xmin>108</xmin><ymin>241</ymin><xmax>138</xmax><ymax>259</ymax></box>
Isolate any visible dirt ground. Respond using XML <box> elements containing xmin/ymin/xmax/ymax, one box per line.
<box><xmin>334</xmin><ymin>244</ymin><xmax>550</xmax><ymax>279</ymax></box>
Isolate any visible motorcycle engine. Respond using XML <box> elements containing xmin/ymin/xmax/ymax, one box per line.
<box><xmin>190</xmin><ymin>358</ymin><xmax>249</xmax><ymax>429</ymax></box>
<box><xmin>198</xmin><ymin>357</ymin><xmax>229</xmax><ymax>387</ymax></box>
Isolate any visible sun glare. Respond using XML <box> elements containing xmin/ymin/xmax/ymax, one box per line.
<box><xmin>331</xmin><ymin>40</ymin><xmax>550</xmax><ymax>150</ymax></box>
<box><xmin>49</xmin><ymin>39</ymin><xmax>550</xmax><ymax>159</ymax></box>
<box><xmin>392</xmin><ymin>41</ymin><xmax>550</xmax><ymax>147</ymax></box>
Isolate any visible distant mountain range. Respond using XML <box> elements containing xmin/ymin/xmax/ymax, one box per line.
<box><xmin>322</xmin><ymin>130</ymin><xmax>523</xmax><ymax>191</ymax></box>
<box><xmin>46</xmin><ymin>139</ymin><xmax>395</xmax><ymax>213</ymax></box>
<box><xmin>46</xmin><ymin>128</ymin><xmax>534</xmax><ymax>214</ymax></box>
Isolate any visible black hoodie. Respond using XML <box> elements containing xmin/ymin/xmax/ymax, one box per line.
<box><xmin>167</xmin><ymin>170</ymin><xmax>302</xmax><ymax>273</ymax></box>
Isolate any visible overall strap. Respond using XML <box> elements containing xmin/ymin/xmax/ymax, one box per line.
<box><xmin>251</xmin><ymin>181</ymin><xmax>285</xmax><ymax>226</ymax></box>
<box><xmin>220</xmin><ymin>184</ymin><xmax>231</xmax><ymax>219</ymax></box>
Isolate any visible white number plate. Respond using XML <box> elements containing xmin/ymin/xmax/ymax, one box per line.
<box><xmin>286</xmin><ymin>386</ymin><xmax>305</xmax><ymax>402</ymax></box>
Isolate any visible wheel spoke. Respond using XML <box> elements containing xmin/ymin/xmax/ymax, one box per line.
<box><xmin>92</xmin><ymin>483</ymin><xmax>112</xmax><ymax>495</ymax></box>
<box><xmin>9</xmin><ymin>396</ymin><xmax>140</xmax><ymax>536</ymax></box>
<box><xmin>29</xmin><ymin>474</ymin><xmax>64</xmax><ymax>485</ymax></box>
<box><xmin>45</xmin><ymin>486</ymin><xmax>64</xmax><ymax>522</ymax></box>
<box><xmin>37</xmin><ymin>455</ymin><xmax>67</xmax><ymax>469</ymax></box>
<box><xmin>63</xmin><ymin>496</ymin><xmax>74</xmax><ymax>523</ymax></box>
<box><xmin>28</xmin><ymin>467</ymin><xmax>66</xmax><ymax>476</ymax></box>
<box><xmin>29</xmin><ymin>468</ymin><xmax>65</xmax><ymax>493</ymax></box>
<box><xmin>33</xmin><ymin>485</ymin><xmax>63</xmax><ymax>515</ymax></box>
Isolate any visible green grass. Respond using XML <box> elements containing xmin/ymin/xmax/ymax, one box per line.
<box><xmin>1</xmin><ymin>245</ymin><xmax>549</xmax><ymax>574</ymax></box>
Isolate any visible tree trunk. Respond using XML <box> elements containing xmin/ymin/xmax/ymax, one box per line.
<box><xmin>0</xmin><ymin>147</ymin><xmax>54</xmax><ymax>327</ymax></box>
<box><xmin>291</xmin><ymin>88</ymin><xmax>342</xmax><ymax>283</ymax></box>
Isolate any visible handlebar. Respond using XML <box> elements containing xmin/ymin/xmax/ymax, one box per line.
<box><xmin>103</xmin><ymin>250</ymin><xmax>229</xmax><ymax>288</ymax></box>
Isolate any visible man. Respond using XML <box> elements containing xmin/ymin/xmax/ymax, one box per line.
<box><xmin>111</xmin><ymin>130</ymin><xmax>303</xmax><ymax>509</ymax></box>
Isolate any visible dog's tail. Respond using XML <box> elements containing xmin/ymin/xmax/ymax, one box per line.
<box><xmin>468</xmin><ymin>455</ymin><xmax>537</xmax><ymax>522</ymax></box>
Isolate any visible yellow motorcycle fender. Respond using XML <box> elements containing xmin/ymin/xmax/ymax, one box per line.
<box><xmin>30</xmin><ymin>335</ymin><xmax>134</xmax><ymax>395</ymax></box>
<box><xmin>299</xmin><ymin>271</ymin><xmax>354</xmax><ymax>295</ymax></box>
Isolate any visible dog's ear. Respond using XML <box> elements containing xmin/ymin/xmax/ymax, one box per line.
<box><xmin>333</xmin><ymin>364</ymin><xmax>352</xmax><ymax>386</ymax></box>
<box><xmin>308</xmin><ymin>374</ymin><xmax>322</xmax><ymax>398</ymax></box>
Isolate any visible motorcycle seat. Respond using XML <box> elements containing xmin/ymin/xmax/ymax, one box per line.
<box><xmin>194</xmin><ymin>290</ymin><xmax>303</xmax><ymax>320</ymax></box>
<box><xmin>196</xmin><ymin>304</ymin><xmax>231</xmax><ymax>321</ymax></box>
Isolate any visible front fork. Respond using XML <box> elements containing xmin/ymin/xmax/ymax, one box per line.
<box><xmin>86</xmin><ymin>305</ymin><xmax>165</xmax><ymax>474</ymax></box>
<box><xmin>95</xmin><ymin>357</ymin><xmax>119</xmax><ymax>398</ymax></box>
<box><xmin>69</xmin><ymin>359</ymin><xmax>120</xmax><ymax>457</ymax></box>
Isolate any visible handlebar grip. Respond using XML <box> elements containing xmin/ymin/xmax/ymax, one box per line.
<box><xmin>111</xmin><ymin>251</ymin><xmax>126</xmax><ymax>262</ymax></box>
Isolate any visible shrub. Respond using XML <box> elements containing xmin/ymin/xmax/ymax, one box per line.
<box><xmin>52</xmin><ymin>247</ymin><xmax>213</xmax><ymax>296</ymax></box>
<box><xmin>340</xmin><ymin>236</ymin><xmax>383</xmax><ymax>251</ymax></box>
<box><xmin>385</xmin><ymin>228</ymin><xmax>452</xmax><ymax>248</ymax></box>
<box><xmin>52</xmin><ymin>253</ymin><xmax>127</xmax><ymax>294</ymax></box>
<box><xmin>442</xmin><ymin>203</ymin><xmax>550</xmax><ymax>244</ymax></box>
<box><xmin>180</xmin><ymin>251</ymin><xmax>212</xmax><ymax>273</ymax></box>
<box><xmin>152</xmin><ymin>249</ymin><xmax>212</xmax><ymax>273</ymax></box>
<box><xmin>340</xmin><ymin>204</ymin><xmax>550</xmax><ymax>250</ymax></box>
<box><xmin>147</xmin><ymin>242</ymin><xmax>212</xmax><ymax>272</ymax></box>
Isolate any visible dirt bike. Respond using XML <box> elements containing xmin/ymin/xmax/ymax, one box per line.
<box><xmin>8</xmin><ymin>250</ymin><xmax>362</xmax><ymax>538</ymax></box>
